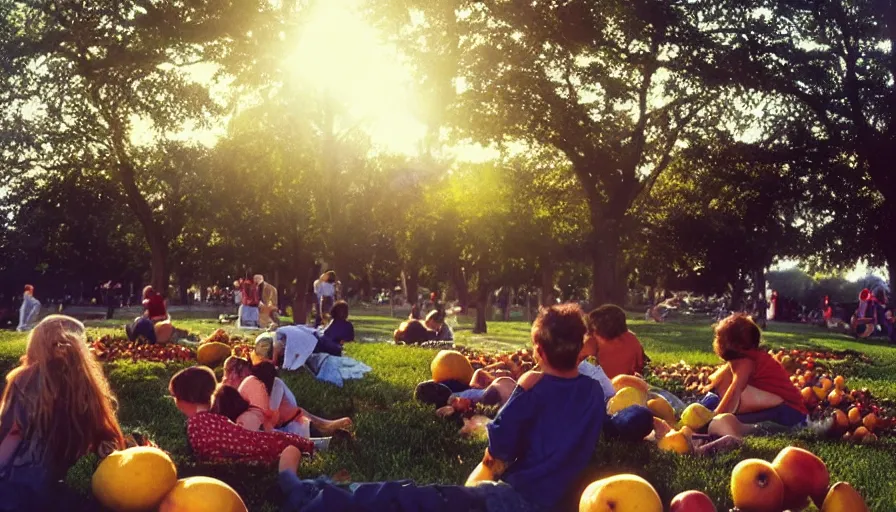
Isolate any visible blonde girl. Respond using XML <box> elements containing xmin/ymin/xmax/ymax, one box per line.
<box><xmin>0</xmin><ymin>315</ymin><xmax>125</xmax><ymax>507</ymax></box>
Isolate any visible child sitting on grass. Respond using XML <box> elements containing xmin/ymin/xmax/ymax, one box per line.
<box><xmin>169</xmin><ymin>366</ymin><xmax>314</xmax><ymax>463</ymax></box>
<box><xmin>702</xmin><ymin>314</ymin><xmax>808</xmax><ymax>428</ymax></box>
<box><xmin>588</xmin><ymin>304</ymin><xmax>647</xmax><ymax>379</ymax></box>
<box><xmin>0</xmin><ymin>315</ymin><xmax>127</xmax><ymax>510</ymax></box>
<box><xmin>278</xmin><ymin>304</ymin><xmax>607</xmax><ymax>511</ymax></box>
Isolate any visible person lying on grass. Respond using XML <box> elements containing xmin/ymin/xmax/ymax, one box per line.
<box><xmin>278</xmin><ymin>304</ymin><xmax>607</xmax><ymax>511</ymax></box>
<box><xmin>223</xmin><ymin>357</ymin><xmax>352</xmax><ymax>436</ymax></box>
<box><xmin>588</xmin><ymin>304</ymin><xmax>647</xmax><ymax>380</ymax></box>
<box><xmin>700</xmin><ymin>314</ymin><xmax>808</xmax><ymax>432</ymax></box>
<box><xmin>0</xmin><ymin>315</ymin><xmax>127</xmax><ymax>510</ymax></box>
<box><xmin>168</xmin><ymin>366</ymin><xmax>314</xmax><ymax>463</ymax></box>
<box><xmin>393</xmin><ymin>318</ymin><xmax>438</xmax><ymax>344</ymax></box>
<box><xmin>424</xmin><ymin>309</ymin><xmax>454</xmax><ymax>341</ymax></box>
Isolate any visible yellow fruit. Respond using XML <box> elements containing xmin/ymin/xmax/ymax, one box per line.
<box><xmin>430</xmin><ymin>350</ymin><xmax>474</xmax><ymax>384</ymax></box>
<box><xmin>679</xmin><ymin>403</ymin><xmax>714</xmax><ymax>430</ymax></box>
<box><xmin>820</xmin><ymin>482</ymin><xmax>869</xmax><ymax>512</ymax></box>
<box><xmin>819</xmin><ymin>377</ymin><xmax>833</xmax><ymax>392</ymax></box>
<box><xmin>813</xmin><ymin>387</ymin><xmax>827</xmax><ymax>400</ymax></box>
<box><xmin>579</xmin><ymin>474</ymin><xmax>662</xmax><ymax>512</ymax></box>
<box><xmin>833</xmin><ymin>375</ymin><xmax>845</xmax><ymax>390</ymax></box>
<box><xmin>197</xmin><ymin>342</ymin><xmax>232</xmax><ymax>368</ymax></box>
<box><xmin>611</xmin><ymin>374</ymin><xmax>650</xmax><ymax>394</ymax></box>
<box><xmin>730</xmin><ymin>459</ymin><xmax>784</xmax><ymax>512</ymax></box>
<box><xmin>827</xmin><ymin>389</ymin><xmax>844</xmax><ymax>406</ymax></box>
<box><xmin>862</xmin><ymin>412</ymin><xmax>878</xmax><ymax>431</ymax></box>
<box><xmin>848</xmin><ymin>407</ymin><xmax>862</xmax><ymax>425</ymax></box>
<box><xmin>159</xmin><ymin>476</ymin><xmax>247</xmax><ymax>512</ymax></box>
<box><xmin>607</xmin><ymin>386</ymin><xmax>648</xmax><ymax>415</ymax></box>
<box><xmin>92</xmin><ymin>447</ymin><xmax>178</xmax><ymax>512</ymax></box>
<box><xmin>647</xmin><ymin>397</ymin><xmax>676</xmax><ymax>424</ymax></box>
<box><xmin>657</xmin><ymin>430</ymin><xmax>691</xmax><ymax>454</ymax></box>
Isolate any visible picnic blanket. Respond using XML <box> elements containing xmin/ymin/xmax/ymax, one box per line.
<box><xmin>306</xmin><ymin>353</ymin><xmax>372</xmax><ymax>387</ymax></box>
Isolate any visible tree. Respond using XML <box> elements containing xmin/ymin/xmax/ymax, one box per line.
<box><xmin>0</xmin><ymin>1</ymin><xmax>275</xmax><ymax>291</ymax></box>
<box><xmin>713</xmin><ymin>0</ymin><xmax>896</xmax><ymax>292</ymax></box>
<box><xmin>375</xmin><ymin>0</ymin><xmax>731</xmax><ymax>303</ymax></box>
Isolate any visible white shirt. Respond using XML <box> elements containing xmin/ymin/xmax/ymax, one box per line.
<box><xmin>317</xmin><ymin>281</ymin><xmax>335</xmax><ymax>298</ymax></box>
<box><xmin>578</xmin><ymin>360</ymin><xmax>616</xmax><ymax>400</ymax></box>
<box><xmin>277</xmin><ymin>325</ymin><xmax>319</xmax><ymax>370</ymax></box>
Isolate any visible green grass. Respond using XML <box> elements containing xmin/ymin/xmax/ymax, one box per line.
<box><xmin>3</xmin><ymin>313</ymin><xmax>896</xmax><ymax>511</ymax></box>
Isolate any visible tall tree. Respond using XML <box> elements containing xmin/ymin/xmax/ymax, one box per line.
<box><xmin>375</xmin><ymin>0</ymin><xmax>729</xmax><ymax>303</ymax></box>
<box><xmin>0</xmin><ymin>1</ymin><xmax>274</xmax><ymax>291</ymax></box>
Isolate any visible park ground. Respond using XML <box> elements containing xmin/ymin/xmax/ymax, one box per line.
<box><xmin>1</xmin><ymin>312</ymin><xmax>895</xmax><ymax>511</ymax></box>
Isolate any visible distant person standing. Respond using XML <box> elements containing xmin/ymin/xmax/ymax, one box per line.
<box><xmin>255</xmin><ymin>274</ymin><xmax>279</xmax><ymax>328</ymax></box>
<box><xmin>233</xmin><ymin>280</ymin><xmax>243</xmax><ymax>311</ymax></box>
<box><xmin>239</xmin><ymin>278</ymin><xmax>260</xmax><ymax>328</ymax></box>
<box><xmin>16</xmin><ymin>285</ymin><xmax>41</xmax><ymax>332</ymax></box>
<box><xmin>314</xmin><ymin>271</ymin><xmax>337</xmax><ymax>327</ymax></box>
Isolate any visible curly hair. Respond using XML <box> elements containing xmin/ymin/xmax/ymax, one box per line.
<box><xmin>713</xmin><ymin>314</ymin><xmax>761</xmax><ymax>361</ymax></box>
<box><xmin>531</xmin><ymin>304</ymin><xmax>588</xmax><ymax>371</ymax></box>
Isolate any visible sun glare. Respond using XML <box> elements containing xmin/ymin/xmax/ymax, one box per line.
<box><xmin>287</xmin><ymin>0</ymin><xmax>427</xmax><ymax>155</ymax></box>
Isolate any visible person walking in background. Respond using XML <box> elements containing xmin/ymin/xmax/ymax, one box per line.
<box><xmin>16</xmin><ymin>286</ymin><xmax>41</xmax><ymax>332</ymax></box>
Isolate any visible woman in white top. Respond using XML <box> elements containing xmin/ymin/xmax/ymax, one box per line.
<box><xmin>314</xmin><ymin>271</ymin><xmax>337</xmax><ymax>326</ymax></box>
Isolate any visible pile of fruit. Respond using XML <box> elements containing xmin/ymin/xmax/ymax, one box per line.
<box><xmin>92</xmin><ymin>446</ymin><xmax>247</xmax><ymax>511</ymax></box>
<box><xmin>651</xmin><ymin>348</ymin><xmax>894</xmax><ymax>441</ymax></box>
<box><xmin>580</xmin><ymin>445</ymin><xmax>870</xmax><ymax>512</ymax></box>
<box><xmin>88</xmin><ymin>335</ymin><xmax>195</xmax><ymax>363</ymax></box>
<box><xmin>201</xmin><ymin>329</ymin><xmax>254</xmax><ymax>359</ymax></box>
<box><xmin>455</xmin><ymin>347</ymin><xmax>537</xmax><ymax>379</ymax></box>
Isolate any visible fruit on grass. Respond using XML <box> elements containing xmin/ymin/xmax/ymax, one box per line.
<box><xmin>831</xmin><ymin>410</ymin><xmax>849</xmax><ymax>433</ymax></box>
<box><xmin>862</xmin><ymin>412</ymin><xmax>878</xmax><ymax>431</ymax></box>
<box><xmin>159</xmin><ymin>476</ymin><xmax>247</xmax><ymax>512</ymax></box>
<box><xmin>861</xmin><ymin>433</ymin><xmax>878</xmax><ymax>444</ymax></box>
<box><xmin>647</xmin><ymin>397</ymin><xmax>676</xmax><ymax>424</ymax></box>
<box><xmin>820</xmin><ymin>482</ymin><xmax>869</xmax><ymax>512</ymax></box>
<box><xmin>730</xmin><ymin>459</ymin><xmax>784</xmax><ymax>512</ymax></box>
<box><xmin>834</xmin><ymin>375</ymin><xmax>845</xmax><ymax>389</ymax></box>
<box><xmin>851</xmin><ymin>426</ymin><xmax>869</xmax><ymax>441</ymax></box>
<box><xmin>813</xmin><ymin>387</ymin><xmax>827</xmax><ymax>400</ymax></box>
<box><xmin>196</xmin><ymin>341</ymin><xmax>232</xmax><ymax>368</ymax></box>
<box><xmin>819</xmin><ymin>377</ymin><xmax>833</xmax><ymax>392</ymax></box>
<box><xmin>607</xmin><ymin>387</ymin><xmax>647</xmax><ymax>415</ymax></box>
<box><xmin>827</xmin><ymin>389</ymin><xmax>844</xmax><ymax>406</ymax></box>
<box><xmin>92</xmin><ymin>446</ymin><xmax>178</xmax><ymax>511</ymax></box>
<box><xmin>771</xmin><ymin>446</ymin><xmax>830</xmax><ymax>509</ymax></box>
<box><xmin>679</xmin><ymin>403</ymin><xmax>715</xmax><ymax>430</ymax></box>
<box><xmin>670</xmin><ymin>490</ymin><xmax>717</xmax><ymax>512</ymax></box>
<box><xmin>430</xmin><ymin>350</ymin><xmax>474</xmax><ymax>384</ymax></box>
<box><xmin>848</xmin><ymin>407</ymin><xmax>862</xmax><ymax>425</ymax></box>
<box><xmin>579</xmin><ymin>474</ymin><xmax>662</xmax><ymax>512</ymax></box>
<box><xmin>611</xmin><ymin>374</ymin><xmax>650</xmax><ymax>394</ymax></box>
<box><xmin>800</xmin><ymin>387</ymin><xmax>815</xmax><ymax>404</ymax></box>
<box><xmin>657</xmin><ymin>430</ymin><xmax>691</xmax><ymax>454</ymax></box>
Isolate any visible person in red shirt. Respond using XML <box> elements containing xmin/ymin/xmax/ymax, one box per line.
<box><xmin>587</xmin><ymin>304</ymin><xmax>647</xmax><ymax>379</ymax></box>
<box><xmin>704</xmin><ymin>314</ymin><xmax>807</xmax><ymax>428</ymax></box>
<box><xmin>168</xmin><ymin>366</ymin><xmax>313</xmax><ymax>464</ymax></box>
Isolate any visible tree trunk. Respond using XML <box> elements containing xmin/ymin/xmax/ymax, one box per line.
<box><xmin>404</xmin><ymin>268</ymin><xmax>419</xmax><ymax>308</ymax></box>
<box><xmin>292</xmin><ymin>254</ymin><xmax>313</xmax><ymax>325</ymax></box>
<box><xmin>473</xmin><ymin>274</ymin><xmax>489</xmax><ymax>334</ymax></box>
<box><xmin>589</xmin><ymin>212</ymin><xmax>625</xmax><ymax>307</ymax></box>
<box><xmin>540</xmin><ymin>259</ymin><xmax>554</xmax><ymax>307</ymax></box>
<box><xmin>451</xmin><ymin>265</ymin><xmax>470</xmax><ymax>312</ymax></box>
<box><xmin>150</xmin><ymin>235</ymin><xmax>169</xmax><ymax>295</ymax></box>
<box><xmin>177</xmin><ymin>275</ymin><xmax>190</xmax><ymax>306</ymax></box>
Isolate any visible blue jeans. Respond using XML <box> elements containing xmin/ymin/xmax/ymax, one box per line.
<box><xmin>736</xmin><ymin>404</ymin><xmax>807</xmax><ymax>427</ymax></box>
<box><xmin>279</xmin><ymin>471</ymin><xmax>546</xmax><ymax>512</ymax></box>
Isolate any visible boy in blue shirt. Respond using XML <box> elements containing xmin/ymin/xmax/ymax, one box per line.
<box><xmin>278</xmin><ymin>303</ymin><xmax>607</xmax><ymax>511</ymax></box>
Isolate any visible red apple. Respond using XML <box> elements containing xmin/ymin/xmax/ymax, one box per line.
<box><xmin>771</xmin><ymin>446</ymin><xmax>830</xmax><ymax>509</ymax></box>
<box><xmin>670</xmin><ymin>490</ymin><xmax>716</xmax><ymax>512</ymax></box>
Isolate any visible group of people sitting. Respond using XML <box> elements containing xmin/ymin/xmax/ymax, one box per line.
<box><xmin>393</xmin><ymin>309</ymin><xmax>455</xmax><ymax>344</ymax></box>
<box><xmin>1</xmin><ymin>296</ymin><xmax>812</xmax><ymax>511</ymax></box>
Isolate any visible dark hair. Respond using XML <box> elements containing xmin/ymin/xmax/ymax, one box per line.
<box><xmin>210</xmin><ymin>385</ymin><xmax>250</xmax><ymax>422</ymax></box>
<box><xmin>425</xmin><ymin>309</ymin><xmax>446</xmax><ymax>324</ymax></box>
<box><xmin>169</xmin><ymin>366</ymin><xmax>217</xmax><ymax>405</ymax></box>
<box><xmin>325</xmin><ymin>270</ymin><xmax>336</xmax><ymax>283</ymax></box>
<box><xmin>713</xmin><ymin>314</ymin><xmax>761</xmax><ymax>361</ymax></box>
<box><xmin>394</xmin><ymin>320</ymin><xmax>435</xmax><ymax>344</ymax></box>
<box><xmin>330</xmin><ymin>301</ymin><xmax>349</xmax><ymax>322</ymax></box>
<box><xmin>588</xmin><ymin>304</ymin><xmax>628</xmax><ymax>340</ymax></box>
<box><xmin>251</xmin><ymin>361</ymin><xmax>277</xmax><ymax>396</ymax></box>
<box><xmin>532</xmin><ymin>304</ymin><xmax>587</xmax><ymax>371</ymax></box>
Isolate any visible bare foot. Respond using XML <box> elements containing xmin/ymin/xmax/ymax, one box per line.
<box><xmin>318</xmin><ymin>417</ymin><xmax>353</xmax><ymax>435</ymax></box>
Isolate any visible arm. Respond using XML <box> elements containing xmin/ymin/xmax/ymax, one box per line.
<box><xmin>715</xmin><ymin>359</ymin><xmax>755</xmax><ymax>414</ymax></box>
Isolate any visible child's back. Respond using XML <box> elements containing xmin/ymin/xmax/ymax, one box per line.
<box><xmin>597</xmin><ymin>331</ymin><xmax>645</xmax><ymax>379</ymax></box>
<box><xmin>488</xmin><ymin>374</ymin><xmax>606</xmax><ymax>509</ymax></box>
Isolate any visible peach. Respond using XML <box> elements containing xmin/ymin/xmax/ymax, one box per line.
<box><xmin>670</xmin><ymin>490</ymin><xmax>716</xmax><ymax>512</ymax></box>
<box><xmin>820</xmin><ymin>481</ymin><xmax>869</xmax><ymax>512</ymax></box>
<box><xmin>833</xmin><ymin>375</ymin><xmax>845</xmax><ymax>390</ymax></box>
<box><xmin>730</xmin><ymin>459</ymin><xmax>784</xmax><ymax>512</ymax></box>
<box><xmin>862</xmin><ymin>412</ymin><xmax>878</xmax><ymax>431</ymax></box>
<box><xmin>771</xmin><ymin>446</ymin><xmax>830</xmax><ymax>509</ymax></box>
<box><xmin>847</xmin><ymin>407</ymin><xmax>862</xmax><ymax>425</ymax></box>
<box><xmin>827</xmin><ymin>389</ymin><xmax>844</xmax><ymax>406</ymax></box>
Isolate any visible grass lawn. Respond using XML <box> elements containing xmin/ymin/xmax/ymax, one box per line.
<box><xmin>1</xmin><ymin>312</ymin><xmax>895</xmax><ymax>511</ymax></box>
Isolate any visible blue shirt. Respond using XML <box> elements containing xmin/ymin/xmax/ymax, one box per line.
<box><xmin>321</xmin><ymin>319</ymin><xmax>354</xmax><ymax>344</ymax></box>
<box><xmin>487</xmin><ymin>374</ymin><xmax>606</xmax><ymax>509</ymax></box>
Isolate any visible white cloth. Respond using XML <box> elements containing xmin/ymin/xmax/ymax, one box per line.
<box><xmin>234</xmin><ymin>290</ymin><xmax>242</xmax><ymax>305</ymax></box>
<box><xmin>317</xmin><ymin>281</ymin><xmax>335</xmax><ymax>298</ymax></box>
<box><xmin>16</xmin><ymin>295</ymin><xmax>41</xmax><ymax>332</ymax></box>
<box><xmin>578</xmin><ymin>360</ymin><xmax>616</xmax><ymax>401</ymax></box>
<box><xmin>306</xmin><ymin>353</ymin><xmax>372</xmax><ymax>387</ymax></box>
<box><xmin>277</xmin><ymin>325</ymin><xmax>319</xmax><ymax>370</ymax></box>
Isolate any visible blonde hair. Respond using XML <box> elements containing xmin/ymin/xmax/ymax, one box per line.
<box><xmin>223</xmin><ymin>355</ymin><xmax>251</xmax><ymax>377</ymax></box>
<box><xmin>0</xmin><ymin>315</ymin><xmax>125</xmax><ymax>473</ymax></box>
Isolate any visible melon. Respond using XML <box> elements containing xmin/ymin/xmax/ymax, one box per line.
<box><xmin>197</xmin><ymin>341</ymin><xmax>232</xmax><ymax>368</ymax></box>
<box><xmin>92</xmin><ymin>446</ymin><xmax>178</xmax><ymax>512</ymax></box>
<box><xmin>430</xmin><ymin>350</ymin><xmax>474</xmax><ymax>384</ymax></box>
<box><xmin>159</xmin><ymin>476</ymin><xmax>247</xmax><ymax>512</ymax></box>
<box><xmin>647</xmin><ymin>396</ymin><xmax>676</xmax><ymax>424</ymax></box>
<box><xmin>606</xmin><ymin>386</ymin><xmax>648</xmax><ymax>415</ymax></box>
<box><xmin>611</xmin><ymin>374</ymin><xmax>650</xmax><ymax>394</ymax></box>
